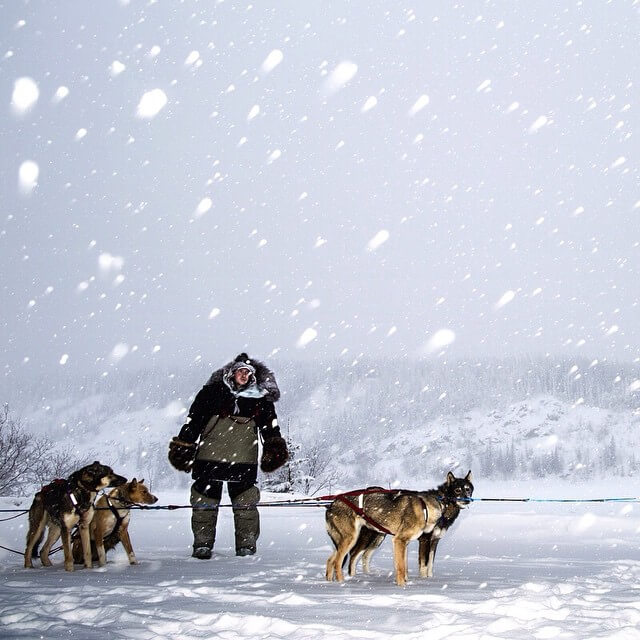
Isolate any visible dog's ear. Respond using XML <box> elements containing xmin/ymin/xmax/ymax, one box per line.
<box><xmin>138</xmin><ymin>478</ymin><xmax>144</xmax><ymax>485</ymax></box>
<box><xmin>130</xmin><ymin>478</ymin><xmax>137</xmax><ymax>486</ymax></box>
<box><xmin>446</xmin><ymin>471</ymin><xmax>455</xmax><ymax>485</ymax></box>
<box><xmin>88</xmin><ymin>461</ymin><xmax>108</xmax><ymax>476</ymax></box>
<box><xmin>465</xmin><ymin>470</ymin><xmax>473</xmax><ymax>483</ymax></box>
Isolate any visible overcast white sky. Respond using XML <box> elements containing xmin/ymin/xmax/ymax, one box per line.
<box><xmin>1</xmin><ymin>1</ymin><xmax>638</xmax><ymax>381</ymax></box>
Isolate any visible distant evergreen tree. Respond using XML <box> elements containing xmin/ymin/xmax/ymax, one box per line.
<box><xmin>601</xmin><ymin>436</ymin><xmax>617</xmax><ymax>472</ymax></box>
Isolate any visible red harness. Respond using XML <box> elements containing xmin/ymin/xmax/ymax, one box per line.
<box><xmin>330</xmin><ymin>488</ymin><xmax>403</xmax><ymax>536</ymax></box>
<box><xmin>40</xmin><ymin>478</ymin><xmax>68</xmax><ymax>494</ymax></box>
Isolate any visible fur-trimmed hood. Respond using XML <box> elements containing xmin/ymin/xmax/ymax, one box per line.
<box><xmin>206</xmin><ymin>353</ymin><xmax>280</xmax><ymax>402</ymax></box>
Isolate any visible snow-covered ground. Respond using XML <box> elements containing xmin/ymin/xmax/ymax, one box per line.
<box><xmin>2</xmin><ymin>481</ymin><xmax>640</xmax><ymax>639</ymax></box>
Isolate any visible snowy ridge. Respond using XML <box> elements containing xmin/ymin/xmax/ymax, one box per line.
<box><xmin>334</xmin><ymin>395</ymin><xmax>640</xmax><ymax>487</ymax></box>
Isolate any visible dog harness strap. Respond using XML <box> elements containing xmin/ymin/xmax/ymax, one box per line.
<box><xmin>336</xmin><ymin>494</ymin><xmax>394</xmax><ymax>536</ymax></box>
<box><xmin>67</xmin><ymin>486</ymin><xmax>84</xmax><ymax>515</ymax></box>
<box><xmin>105</xmin><ymin>495</ymin><xmax>125</xmax><ymax>529</ymax></box>
<box><xmin>418</xmin><ymin>497</ymin><xmax>429</xmax><ymax>527</ymax></box>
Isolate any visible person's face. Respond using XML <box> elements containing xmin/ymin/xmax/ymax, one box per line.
<box><xmin>233</xmin><ymin>368</ymin><xmax>252</xmax><ymax>386</ymax></box>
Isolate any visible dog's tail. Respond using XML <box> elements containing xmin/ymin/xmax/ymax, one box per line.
<box><xmin>26</xmin><ymin>493</ymin><xmax>45</xmax><ymax>559</ymax></box>
<box><xmin>71</xmin><ymin>532</ymin><xmax>85</xmax><ymax>564</ymax></box>
<box><xmin>101</xmin><ymin>529</ymin><xmax>121</xmax><ymax>554</ymax></box>
<box><xmin>30</xmin><ymin>533</ymin><xmax>43</xmax><ymax>559</ymax></box>
<box><xmin>72</xmin><ymin>529</ymin><xmax>122</xmax><ymax>564</ymax></box>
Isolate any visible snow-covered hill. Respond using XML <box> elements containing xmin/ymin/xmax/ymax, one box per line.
<box><xmin>337</xmin><ymin>395</ymin><xmax>640</xmax><ymax>487</ymax></box>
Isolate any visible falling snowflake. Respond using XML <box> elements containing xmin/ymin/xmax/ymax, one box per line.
<box><xmin>110</xmin><ymin>343</ymin><xmax>129</xmax><ymax>362</ymax></box>
<box><xmin>110</xmin><ymin>60</ymin><xmax>126</xmax><ymax>76</ymax></box>
<box><xmin>184</xmin><ymin>51</ymin><xmax>200</xmax><ymax>66</ymax></box>
<box><xmin>425</xmin><ymin>329</ymin><xmax>456</xmax><ymax>353</ymax></box>
<box><xmin>408</xmin><ymin>94</ymin><xmax>430</xmax><ymax>116</ymax></box>
<box><xmin>98</xmin><ymin>253</ymin><xmax>124</xmax><ymax>272</ymax></box>
<box><xmin>11</xmin><ymin>77</ymin><xmax>39</xmax><ymax>114</ymax></box>
<box><xmin>324</xmin><ymin>61</ymin><xmax>358</xmax><ymax>93</ymax></box>
<box><xmin>53</xmin><ymin>86</ymin><xmax>69</xmax><ymax>103</ymax></box>
<box><xmin>528</xmin><ymin>115</ymin><xmax>549</xmax><ymax>134</ymax></box>
<box><xmin>261</xmin><ymin>49</ymin><xmax>284</xmax><ymax>73</ymax></box>
<box><xmin>18</xmin><ymin>160</ymin><xmax>39</xmax><ymax>194</ymax></box>
<box><xmin>247</xmin><ymin>104</ymin><xmax>260</xmax><ymax>121</ymax></box>
<box><xmin>367</xmin><ymin>230</ymin><xmax>390</xmax><ymax>251</ymax></box>
<box><xmin>495</xmin><ymin>290</ymin><xmax>515</xmax><ymax>309</ymax></box>
<box><xmin>195</xmin><ymin>198</ymin><xmax>212</xmax><ymax>217</ymax></box>
<box><xmin>611</xmin><ymin>156</ymin><xmax>626</xmax><ymax>169</ymax></box>
<box><xmin>296</xmin><ymin>328</ymin><xmax>318</xmax><ymax>348</ymax></box>
<box><xmin>361</xmin><ymin>96</ymin><xmax>377</xmax><ymax>113</ymax></box>
<box><xmin>136</xmin><ymin>89</ymin><xmax>168</xmax><ymax>119</ymax></box>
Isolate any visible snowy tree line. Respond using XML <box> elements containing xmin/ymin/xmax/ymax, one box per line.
<box><xmin>5</xmin><ymin>355</ymin><xmax>639</xmax><ymax>414</ymax></box>
<box><xmin>477</xmin><ymin>434</ymin><xmax>640</xmax><ymax>480</ymax></box>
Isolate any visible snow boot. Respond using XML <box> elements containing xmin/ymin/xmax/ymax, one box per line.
<box><xmin>192</xmin><ymin>546</ymin><xmax>212</xmax><ymax>560</ymax></box>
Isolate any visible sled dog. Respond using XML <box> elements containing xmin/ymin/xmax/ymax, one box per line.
<box><xmin>72</xmin><ymin>477</ymin><xmax>158</xmax><ymax>566</ymax></box>
<box><xmin>346</xmin><ymin>471</ymin><xmax>474</xmax><ymax>579</ymax></box>
<box><xmin>24</xmin><ymin>461</ymin><xmax>127</xmax><ymax>571</ymax></box>
<box><xmin>325</xmin><ymin>471</ymin><xmax>473</xmax><ymax>586</ymax></box>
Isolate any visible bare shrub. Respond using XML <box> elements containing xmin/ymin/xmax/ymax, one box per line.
<box><xmin>0</xmin><ymin>405</ymin><xmax>91</xmax><ymax>496</ymax></box>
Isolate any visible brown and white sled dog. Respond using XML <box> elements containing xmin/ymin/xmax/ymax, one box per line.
<box><xmin>325</xmin><ymin>471</ymin><xmax>473</xmax><ymax>586</ymax></box>
<box><xmin>72</xmin><ymin>477</ymin><xmax>158</xmax><ymax>566</ymax></box>
<box><xmin>24</xmin><ymin>462</ymin><xmax>127</xmax><ymax>571</ymax></box>
<box><xmin>346</xmin><ymin>471</ymin><xmax>474</xmax><ymax>580</ymax></box>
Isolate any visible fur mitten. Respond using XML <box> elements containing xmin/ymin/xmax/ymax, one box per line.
<box><xmin>168</xmin><ymin>437</ymin><xmax>197</xmax><ymax>472</ymax></box>
<box><xmin>260</xmin><ymin>435</ymin><xmax>289</xmax><ymax>473</ymax></box>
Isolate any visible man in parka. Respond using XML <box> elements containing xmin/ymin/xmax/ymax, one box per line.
<box><xmin>169</xmin><ymin>353</ymin><xmax>288</xmax><ymax>559</ymax></box>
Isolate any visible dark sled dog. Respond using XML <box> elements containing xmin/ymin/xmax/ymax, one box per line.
<box><xmin>325</xmin><ymin>471</ymin><xmax>473</xmax><ymax>586</ymax></box>
<box><xmin>72</xmin><ymin>477</ymin><xmax>158</xmax><ymax>566</ymax></box>
<box><xmin>24</xmin><ymin>462</ymin><xmax>127</xmax><ymax>571</ymax></box>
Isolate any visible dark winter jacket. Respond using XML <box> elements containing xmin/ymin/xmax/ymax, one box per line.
<box><xmin>178</xmin><ymin>353</ymin><xmax>281</xmax><ymax>483</ymax></box>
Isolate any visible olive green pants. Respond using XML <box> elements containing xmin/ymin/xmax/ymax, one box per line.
<box><xmin>190</xmin><ymin>481</ymin><xmax>260</xmax><ymax>552</ymax></box>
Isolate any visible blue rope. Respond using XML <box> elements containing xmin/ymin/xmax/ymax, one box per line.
<box><xmin>464</xmin><ymin>496</ymin><xmax>640</xmax><ymax>503</ymax></box>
